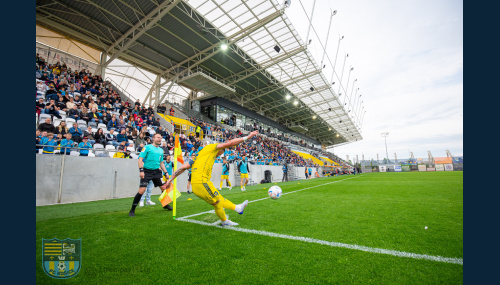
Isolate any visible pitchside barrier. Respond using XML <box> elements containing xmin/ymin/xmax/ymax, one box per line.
<box><xmin>36</xmin><ymin>155</ymin><xmax>321</xmax><ymax>206</ymax></box>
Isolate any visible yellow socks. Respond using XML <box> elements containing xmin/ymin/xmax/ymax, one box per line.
<box><xmin>213</xmin><ymin>197</ymin><xmax>236</xmax><ymax>221</ymax></box>
<box><xmin>221</xmin><ymin>197</ymin><xmax>236</xmax><ymax>211</ymax></box>
<box><xmin>213</xmin><ymin>202</ymin><xmax>226</xmax><ymax>221</ymax></box>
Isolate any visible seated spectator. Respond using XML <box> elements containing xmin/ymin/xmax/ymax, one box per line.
<box><xmin>38</xmin><ymin>118</ymin><xmax>56</xmax><ymax>133</ymax></box>
<box><xmin>88</xmin><ymin>99</ymin><xmax>98</xmax><ymax>111</ymax></box>
<box><xmin>45</xmin><ymin>85</ymin><xmax>58</xmax><ymax>99</ymax></box>
<box><xmin>156</xmin><ymin>126</ymin><xmax>165</xmax><ymax>138</ymax></box>
<box><xmin>80</xmin><ymin>107</ymin><xmax>91</xmax><ymax>123</ymax></box>
<box><xmin>161</xmin><ymin>141</ymin><xmax>169</xmax><ymax>155</ymax></box>
<box><xmin>101</xmin><ymin>110</ymin><xmax>112</xmax><ymax>125</ymax></box>
<box><xmin>140</xmin><ymin>126</ymin><xmax>150</xmax><ymax>138</ymax></box>
<box><xmin>114</xmin><ymin>100</ymin><xmax>121</xmax><ymax>112</ymax></box>
<box><xmin>117</xmin><ymin>119</ymin><xmax>126</xmax><ymax>132</ymax></box>
<box><xmin>113</xmin><ymin>145</ymin><xmax>127</xmax><ymax>158</ymax></box>
<box><xmin>42</xmin><ymin>99</ymin><xmax>62</xmax><ymax>119</ymax></box>
<box><xmin>66</xmin><ymin>97</ymin><xmax>76</xmax><ymax>110</ymax></box>
<box><xmin>153</xmin><ymin>118</ymin><xmax>161</xmax><ymax>129</ymax></box>
<box><xmin>36</xmin><ymin>98</ymin><xmax>45</xmax><ymax>116</ymax></box>
<box><xmin>78</xmin><ymin>137</ymin><xmax>92</xmax><ymax>156</ymax></box>
<box><xmin>136</xmin><ymin>143</ymin><xmax>145</xmax><ymax>153</ymax></box>
<box><xmin>59</xmin><ymin>133</ymin><xmax>75</xmax><ymax>155</ymax></box>
<box><xmin>130</xmin><ymin>128</ymin><xmax>138</xmax><ymax>141</ymax></box>
<box><xmin>89</xmin><ymin>107</ymin><xmax>102</xmax><ymax>123</ymax></box>
<box><xmin>67</xmin><ymin>105</ymin><xmax>81</xmax><ymax>121</ymax></box>
<box><xmin>69</xmin><ymin>122</ymin><xmax>83</xmax><ymax>143</ymax></box>
<box><xmin>36</xmin><ymin>130</ymin><xmax>45</xmax><ymax>153</ymax></box>
<box><xmin>56</xmin><ymin>96</ymin><xmax>67</xmax><ymax>112</ymax></box>
<box><xmin>55</xmin><ymin>121</ymin><xmax>69</xmax><ymax>136</ymax></box>
<box><xmin>107</xmin><ymin>116</ymin><xmax>118</xmax><ymax>130</ymax></box>
<box><xmin>42</xmin><ymin>133</ymin><xmax>58</xmax><ymax>154</ymax></box>
<box><xmin>84</xmin><ymin>126</ymin><xmax>96</xmax><ymax>145</ymax></box>
<box><xmin>106</xmin><ymin>128</ymin><xmax>119</xmax><ymax>147</ymax></box>
<box><xmin>116</xmin><ymin>129</ymin><xmax>129</xmax><ymax>146</ymax></box>
<box><xmin>73</xmin><ymin>95</ymin><xmax>82</xmax><ymax>107</ymax></box>
<box><xmin>94</xmin><ymin>128</ymin><xmax>106</xmax><ymax>145</ymax></box>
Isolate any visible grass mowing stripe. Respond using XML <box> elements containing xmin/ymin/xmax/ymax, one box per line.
<box><xmin>179</xmin><ymin>217</ymin><xmax>463</xmax><ymax>265</ymax></box>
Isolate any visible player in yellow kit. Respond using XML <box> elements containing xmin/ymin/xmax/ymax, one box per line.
<box><xmin>165</xmin><ymin>130</ymin><xmax>259</xmax><ymax>226</ymax></box>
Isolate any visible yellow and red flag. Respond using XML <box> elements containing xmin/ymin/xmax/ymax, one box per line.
<box><xmin>158</xmin><ymin>184</ymin><xmax>182</xmax><ymax>207</ymax></box>
<box><xmin>174</xmin><ymin>134</ymin><xmax>184</xmax><ymax>164</ymax></box>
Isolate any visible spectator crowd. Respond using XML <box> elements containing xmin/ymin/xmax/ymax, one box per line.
<box><xmin>36</xmin><ymin>52</ymin><xmax>349</xmax><ymax>168</ymax></box>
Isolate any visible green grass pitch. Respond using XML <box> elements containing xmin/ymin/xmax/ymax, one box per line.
<box><xmin>36</xmin><ymin>171</ymin><xmax>463</xmax><ymax>284</ymax></box>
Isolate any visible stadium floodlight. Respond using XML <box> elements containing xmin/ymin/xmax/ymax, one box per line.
<box><xmin>381</xmin><ymin>132</ymin><xmax>390</xmax><ymax>163</ymax></box>
<box><xmin>220</xmin><ymin>43</ymin><xmax>228</xmax><ymax>51</ymax></box>
<box><xmin>293</xmin><ymin>100</ymin><xmax>299</xmax><ymax>105</ymax></box>
<box><xmin>286</xmin><ymin>94</ymin><xmax>291</xmax><ymax>100</ymax></box>
<box><xmin>313</xmin><ymin>115</ymin><xmax>317</xmax><ymax>119</ymax></box>
<box><xmin>328</xmin><ymin>128</ymin><xmax>331</xmax><ymax>131</ymax></box>
<box><xmin>336</xmin><ymin>133</ymin><xmax>339</xmax><ymax>137</ymax></box>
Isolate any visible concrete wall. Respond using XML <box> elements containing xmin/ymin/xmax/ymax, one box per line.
<box><xmin>36</xmin><ymin>155</ymin><xmax>324</xmax><ymax>206</ymax></box>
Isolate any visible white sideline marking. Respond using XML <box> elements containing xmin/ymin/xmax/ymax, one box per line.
<box><xmin>177</xmin><ymin>175</ymin><xmax>463</xmax><ymax>265</ymax></box>
<box><xmin>178</xmin><ymin>218</ymin><xmax>463</xmax><ymax>265</ymax></box>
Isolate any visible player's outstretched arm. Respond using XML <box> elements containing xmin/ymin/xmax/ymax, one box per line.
<box><xmin>217</xmin><ymin>131</ymin><xmax>258</xmax><ymax>150</ymax></box>
<box><xmin>164</xmin><ymin>162</ymin><xmax>192</xmax><ymax>188</ymax></box>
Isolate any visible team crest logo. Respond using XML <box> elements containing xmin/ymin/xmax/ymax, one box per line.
<box><xmin>42</xmin><ymin>238</ymin><xmax>81</xmax><ymax>279</ymax></box>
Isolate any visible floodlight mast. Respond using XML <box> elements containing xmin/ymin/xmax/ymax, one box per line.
<box><xmin>381</xmin><ymin>132</ymin><xmax>389</xmax><ymax>163</ymax></box>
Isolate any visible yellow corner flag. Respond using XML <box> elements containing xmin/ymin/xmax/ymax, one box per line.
<box><xmin>172</xmin><ymin>134</ymin><xmax>184</xmax><ymax>219</ymax></box>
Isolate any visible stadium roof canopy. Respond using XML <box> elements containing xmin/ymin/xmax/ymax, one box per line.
<box><xmin>36</xmin><ymin>0</ymin><xmax>363</xmax><ymax>147</ymax></box>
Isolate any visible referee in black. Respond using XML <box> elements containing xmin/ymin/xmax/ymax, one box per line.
<box><xmin>282</xmin><ymin>161</ymin><xmax>289</xmax><ymax>182</ymax></box>
<box><xmin>129</xmin><ymin>133</ymin><xmax>172</xmax><ymax>217</ymax></box>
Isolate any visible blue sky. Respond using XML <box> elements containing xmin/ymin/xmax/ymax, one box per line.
<box><xmin>285</xmin><ymin>0</ymin><xmax>463</xmax><ymax>160</ymax></box>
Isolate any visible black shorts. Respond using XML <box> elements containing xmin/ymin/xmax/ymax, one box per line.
<box><xmin>188</xmin><ymin>172</ymin><xmax>191</xmax><ymax>182</ymax></box>
<box><xmin>140</xmin><ymin>168</ymin><xmax>164</xmax><ymax>188</ymax></box>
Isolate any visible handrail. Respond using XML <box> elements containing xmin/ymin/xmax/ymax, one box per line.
<box><xmin>36</xmin><ymin>144</ymin><xmax>142</xmax><ymax>157</ymax></box>
<box><xmin>104</xmin><ymin>77</ymin><xmax>142</xmax><ymax>106</ymax></box>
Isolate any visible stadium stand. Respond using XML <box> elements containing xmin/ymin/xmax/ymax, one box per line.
<box><xmin>35</xmin><ymin>52</ymin><xmax>351</xmax><ymax>169</ymax></box>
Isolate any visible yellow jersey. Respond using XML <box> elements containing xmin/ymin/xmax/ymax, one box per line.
<box><xmin>191</xmin><ymin>144</ymin><xmax>219</xmax><ymax>184</ymax></box>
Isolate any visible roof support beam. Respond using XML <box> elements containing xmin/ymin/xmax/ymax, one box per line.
<box><xmin>103</xmin><ymin>0</ymin><xmax>182</xmax><ymax>67</ymax></box>
<box><xmin>296</xmin><ymin>85</ymin><xmax>332</xmax><ymax>99</ymax></box>
<box><xmin>159</xmin><ymin>77</ymin><xmax>178</xmax><ymax>104</ymax></box>
<box><xmin>238</xmin><ymin>69</ymin><xmax>321</xmax><ymax>104</ymax></box>
<box><xmin>158</xmin><ymin>8</ymin><xmax>284</xmax><ymax>86</ymax></box>
<box><xmin>225</xmin><ymin>46</ymin><xmax>306</xmax><ymax>84</ymax></box>
<box><xmin>36</xmin><ymin>15</ymin><xmax>164</xmax><ymax>74</ymax></box>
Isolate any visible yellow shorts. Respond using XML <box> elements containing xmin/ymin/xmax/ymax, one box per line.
<box><xmin>221</xmin><ymin>175</ymin><xmax>229</xmax><ymax>179</ymax></box>
<box><xmin>240</xmin><ymin>173</ymin><xmax>248</xmax><ymax>179</ymax></box>
<box><xmin>192</xmin><ymin>182</ymin><xmax>222</xmax><ymax>205</ymax></box>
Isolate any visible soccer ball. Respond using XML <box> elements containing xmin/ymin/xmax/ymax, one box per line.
<box><xmin>268</xmin><ymin>186</ymin><xmax>282</xmax><ymax>200</ymax></box>
<box><xmin>58</xmin><ymin>261</ymin><xmax>66</xmax><ymax>271</ymax></box>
